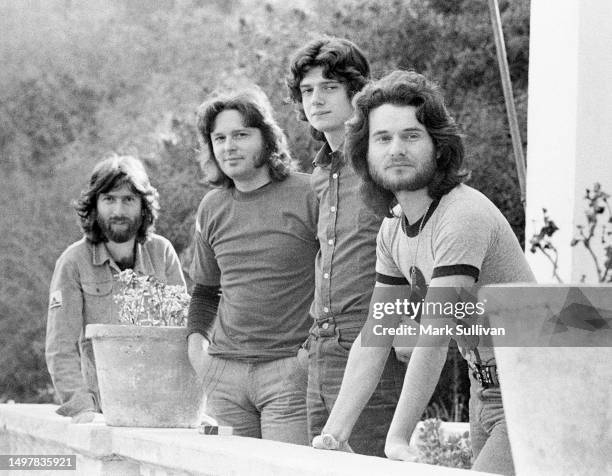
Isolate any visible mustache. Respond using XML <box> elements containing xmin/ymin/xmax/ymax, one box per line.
<box><xmin>107</xmin><ymin>217</ymin><xmax>133</xmax><ymax>224</ymax></box>
<box><xmin>385</xmin><ymin>159</ymin><xmax>413</xmax><ymax>167</ymax></box>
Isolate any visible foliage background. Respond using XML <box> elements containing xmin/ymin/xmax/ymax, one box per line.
<box><xmin>0</xmin><ymin>0</ymin><xmax>529</xmax><ymax>420</ymax></box>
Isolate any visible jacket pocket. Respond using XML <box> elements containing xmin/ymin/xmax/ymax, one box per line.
<box><xmin>82</xmin><ymin>281</ymin><xmax>113</xmax><ymax>296</ymax></box>
<box><xmin>82</xmin><ymin>280</ymin><xmax>116</xmax><ymax>324</ymax></box>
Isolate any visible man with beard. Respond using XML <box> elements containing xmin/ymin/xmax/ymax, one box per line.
<box><xmin>313</xmin><ymin>71</ymin><xmax>534</xmax><ymax>475</ymax></box>
<box><xmin>46</xmin><ymin>155</ymin><xmax>186</xmax><ymax>423</ymax></box>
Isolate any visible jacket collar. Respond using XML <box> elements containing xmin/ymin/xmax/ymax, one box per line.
<box><xmin>91</xmin><ymin>239</ymin><xmax>150</xmax><ymax>274</ymax></box>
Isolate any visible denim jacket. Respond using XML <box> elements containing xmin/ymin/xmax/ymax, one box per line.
<box><xmin>45</xmin><ymin>234</ymin><xmax>186</xmax><ymax>417</ymax></box>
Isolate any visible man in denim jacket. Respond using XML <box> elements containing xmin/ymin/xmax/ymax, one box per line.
<box><xmin>45</xmin><ymin>155</ymin><xmax>186</xmax><ymax>422</ymax></box>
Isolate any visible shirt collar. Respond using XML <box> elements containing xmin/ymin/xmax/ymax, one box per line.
<box><xmin>313</xmin><ymin>142</ymin><xmax>345</xmax><ymax>170</ymax></box>
<box><xmin>400</xmin><ymin>199</ymin><xmax>440</xmax><ymax>238</ymax></box>
<box><xmin>92</xmin><ymin>241</ymin><xmax>112</xmax><ymax>267</ymax></box>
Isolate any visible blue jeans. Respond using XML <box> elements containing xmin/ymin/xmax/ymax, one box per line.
<box><xmin>469</xmin><ymin>380</ymin><xmax>515</xmax><ymax>475</ymax></box>
<box><xmin>306</xmin><ymin>318</ymin><xmax>405</xmax><ymax>457</ymax></box>
<box><xmin>202</xmin><ymin>352</ymin><xmax>309</xmax><ymax>445</ymax></box>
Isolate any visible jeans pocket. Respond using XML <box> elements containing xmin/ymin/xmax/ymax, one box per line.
<box><xmin>201</xmin><ymin>354</ymin><xmax>226</xmax><ymax>397</ymax></box>
<box><xmin>334</xmin><ymin>326</ymin><xmax>361</xmax><ymax>353</ymax></box>
<box><xmin>297</xmin><ymin>346</ymin><xmax>309</xmax><ymax>372</ymax></box>
<box><xmin>480</xmin><ymin>397</ymin><xmax>506</xmax><ymax>432</ymax></box>
<box><xmin>278</xmin><ymin>354</ymin><xmax>308</xmax><ymax>392</ymax></box>
<box><xmin>301</xmin><ymin>333</ymin><xmax>313</xmax><ymax>352</ymax></box>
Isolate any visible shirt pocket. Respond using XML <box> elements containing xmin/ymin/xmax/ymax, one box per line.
<box><xmin>82</xmin><ymin>280</ymin><xmax>117</xmax><ymax>325</ymax></box>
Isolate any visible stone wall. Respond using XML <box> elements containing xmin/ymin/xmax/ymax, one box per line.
<box><xmin>0</xmin><ymin>404</ymin><xmax>489</xmax><ymax>476</ymax></box>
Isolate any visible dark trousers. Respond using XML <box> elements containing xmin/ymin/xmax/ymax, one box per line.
<box><xmin>305</xmin><ymin>317</ymin><xmax>406</xmax><ymax>457</ymax></box>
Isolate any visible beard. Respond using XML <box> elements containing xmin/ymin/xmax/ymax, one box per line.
<box><xmin>97</xmin><ymin>214</ymin><xmax>142</xmax><ymax>243</ymax></box>
<box><xmin>368</xmin><ymin>156</ymin><xmax>436</xmax><ymax>192</ymax></box>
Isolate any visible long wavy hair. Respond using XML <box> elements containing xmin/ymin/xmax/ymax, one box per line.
<box><xmin>286</xmin><ymin>36</ymin><xmax>370</xmax><ymax>141</ymax></box>
<box><xmin>196</xmin><ymin>87</ymin><xmax>293</xmax><ymax>187</ymax></box>
<box><xmin>347</xmin><ymin>70</ymin><xmax>470</xmax><ymax>217</ymax></box>
<box><xmin>75</xmin><ymin>155</ymin><xmax>159</xmax><ymax>243</ymax></box>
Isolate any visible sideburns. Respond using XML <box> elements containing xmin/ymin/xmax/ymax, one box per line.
<box><xmin>254</xmin><ymin>146</ymin><xmax>270</xmax><ymax>169</ymax></box>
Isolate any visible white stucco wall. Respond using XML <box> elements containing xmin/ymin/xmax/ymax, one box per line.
<box><xmin>0</xmin><ymin>404</ymin><xmax>487</xmax><ymax>476</ymax></box>
<box><xmin>526</xmin><ymin>0</ymin><xmax>612</xmax><ymax>283</ymax></box>
<box><xmin>572</xmin><ymin>0</ymin><xmax>612</xmax><ymax>282</ymax></box>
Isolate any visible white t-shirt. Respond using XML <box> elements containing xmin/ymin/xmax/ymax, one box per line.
<box><xmin>375</xmin><ymin>184</ymin><xmax>535</xmax><ymax>367</ymax></box>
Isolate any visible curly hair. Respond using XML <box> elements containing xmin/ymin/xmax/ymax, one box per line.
<box><xmin>286</xmin><ymin>36</ymin><xmax>370</xmax><ymax>141</ymax></box>
<box><xmin>75</xmin><ymin>155</ymin><xmax>159</xmax><ymax>244</ymax></box>
<box><xmin>347</xmin><ymin>70</ymin><xmax>470</xmax><ymax>217</ymax></box>
<box><xmin>196</xmin><ymin>87</ymin><xmax>293</xmax><ymax>188</ymax></box>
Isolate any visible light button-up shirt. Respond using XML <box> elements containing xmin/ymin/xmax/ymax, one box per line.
<box><xmin>309</xmin><ymin>143</ymin><xmax>384</xmax><ymax>326</ymax></box>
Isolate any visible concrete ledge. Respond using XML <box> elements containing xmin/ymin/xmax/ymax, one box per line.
<box><xmin>0</xmin><ymin>404</ymin><xmax>490</xmax><ymax>476</ymax></box>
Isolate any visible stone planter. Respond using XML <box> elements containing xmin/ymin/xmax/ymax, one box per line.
<box><xmin>478</xmin><ymin>285</ymin><xmax>612</xmax><ymax>476</ymax></box>
<box><xmin>86</xmin><ymin>324</ymin><xmax>205</xmax><ymax>428</ymax></box>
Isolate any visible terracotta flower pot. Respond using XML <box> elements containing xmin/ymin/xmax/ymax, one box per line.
<box><xmin>478</xmin><ymin>285</ymin><xmax>612</xmax><ymax>476</ymax></box>
<box><xmin>86</xmin><ymin>324</ymin><xmax>205</xmax><ymax>428</ymax></box>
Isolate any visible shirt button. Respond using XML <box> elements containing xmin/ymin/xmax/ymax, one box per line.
<box><xmin>323</xmin><ymin>307</ymin><xmax>329</xmax><ymax>313</ymax></box>
<box><xmin>330</xmin><ymin>206</ymin><xmax>336</xmax><ymax>213</ymax></box>
<box><xmin>328</xmin><ymin>239</ymin><xmax>334</xmax><ymax>245</ymax></box>
<box><xmin>332</xmin><ymin>173</ymin><xmax>338</xmax><ymax>179</ymax></box>
<box><xmin>323</xmin><ymin>273</ymin><xmax>329</xmax><ymax>279</ymax></box>
<box><xmin>322</xmin><ymin>323</ymin><xmax>329</xmax><ymax>329</ymax></box>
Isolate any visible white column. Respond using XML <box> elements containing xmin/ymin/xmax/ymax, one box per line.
<box><xmin>525</xmin><ymin>0</ymin><xmax>612</xmax><ymax>283</ymax></box>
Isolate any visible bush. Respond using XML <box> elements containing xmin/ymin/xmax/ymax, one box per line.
<box><xmin>416</xmin><ymin>418</ymin><xmax>472</xmax><ymax>469</ymax></box>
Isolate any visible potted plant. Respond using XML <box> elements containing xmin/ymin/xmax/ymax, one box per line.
<box><xmin>86</xmin><ymin>270</ymin><xmax>206</xmax><ymax>428</ymax></box>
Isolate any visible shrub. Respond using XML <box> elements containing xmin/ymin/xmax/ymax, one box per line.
<box><xmin>416</xmin><ymin>418</ymin><xmax>472</xmax><ymax>469</ymax></box>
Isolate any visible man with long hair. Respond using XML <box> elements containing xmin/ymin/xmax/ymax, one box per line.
<box><xmin>312</xmin><ymin>70</ymin><xmax>534</xmax><ymax>475</ymax></box>
<box><xmin>187</xmin><ymin>87</ymin><xmax>318</xmax><ymax>444</ymax></box>
<box><xmin>286</xmin><ymin>37</ymin><xmax>405</xmax><ymax>456</ymax></box>
<box><xmin>46</xmin><ymin>155</ymin><xmax>186</xmax><ymax>422</ymax></box>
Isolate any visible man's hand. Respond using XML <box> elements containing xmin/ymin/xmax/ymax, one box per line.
<box><xmin>384</xmin><ymin>436</ymin><xmax>420</xmax><ymax>462</ymax></box>
<box><xmin>71</xmin><ymin>411</ymin><xmax>98</xmax><ymax>424</ymax></box>
<box><xmin>187</xmin><ymin>333</ymin><xmax>210</xmax><ymax>378</ymax></box>
<box><xmin>394</xmin><ymin>346</ymin><xmax>412</xmax><ymax>363</ymax></box>
<box><xmin>312</xmin><ymin>433</ymin><xmax>354</xmax><ymax>452</ymax></box>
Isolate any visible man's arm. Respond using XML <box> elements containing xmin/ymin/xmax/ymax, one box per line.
<box><xmin>312</xmin><ymin>283</ymin><xmax>401</xmax><ymax>448</ymax></box>
<box><xmin>186</xmin><ymin>284</ymin><xmax>220</xmax><ymax>377</ymax></box>
<box><xmin>187</xmin><ymin>197</ymin><xmax>222</xmax><ymax>375</ymax></box>
<box><xmin>385</xmin><ymin>274</ymin><xmax>475</xmax><ymax>461</ymax></box>
<box><xmin>159</xmin><ymin>238</ymin><xmax>187</xmax><ymax>288</ymax></box>
<box><xmin>45</xmin><ymin>256</ymin><xmax>97</xmax><ymax>418</ymax></box>
<box><xmin>317</xmin><ymin>333</ymin><xmax>391</xmax><ymax>444</ymax></box>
